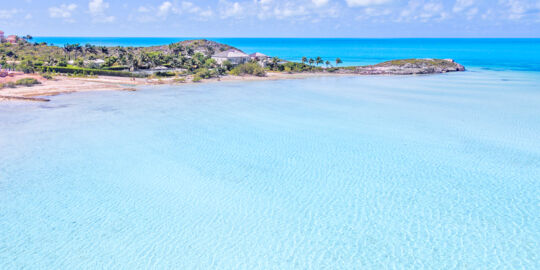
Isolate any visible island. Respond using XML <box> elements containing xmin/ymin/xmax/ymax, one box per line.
<box><xmin>0</xmin><ymin>38</ymin><xmax>465</xmax><ymax>102</ymax></box>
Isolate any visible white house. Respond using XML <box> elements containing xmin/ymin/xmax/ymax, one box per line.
<box><xmin>249</xmin><ymin>52</ymin><xmax>269</xmax><ymax>61</ymax></box>
<box><xmin>212</xmin><ymin>49</ymin><xmax>250</xmax><ymax>65</ymax></box>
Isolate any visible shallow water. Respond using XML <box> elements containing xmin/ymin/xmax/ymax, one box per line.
<box><xmin>1</xmin><ymin>69</ymin><xmax>539</xmax><ymax>268</ymax></box>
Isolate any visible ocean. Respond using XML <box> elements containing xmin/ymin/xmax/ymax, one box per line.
<box><xmin>32</xmin><ymin>37</ymin><xmax>540</xmax><ymax>71</ymax></box>
<box><xmin>1</xmin><ymin>39</ymin><xmax>539</xmax><ymax>269</ymax></box>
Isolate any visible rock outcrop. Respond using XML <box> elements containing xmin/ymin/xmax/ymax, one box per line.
<box><xmin>334</xmin><ymin>59</ymin><xmax>465</xmax><ymax>75</ymax></box>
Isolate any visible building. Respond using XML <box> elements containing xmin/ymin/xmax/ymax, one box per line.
<box><xmin>6</xmin><ymin>35</ymin><xmax>17</xmax><ymax>44</ymax></box>
<box><xmin>0</xmin><ymin>30</ymin><xmax>4</xmax><ymax>42</ymax></box>
<box><xmin>211</xmin><ymin>49</ymin><xmax>250</xmax><ymax>65</ymax></box>
<box><xmin>249</xmin><ymin>52</ymin><xmax>270</xmax><ymax>67</ymax></box>
<box><xmin>249</xmin><ymin>52</ymin><xmax>269</xmax><ymax>61</ymax></box>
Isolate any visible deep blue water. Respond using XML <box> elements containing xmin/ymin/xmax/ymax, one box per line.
<box><xmin>32</xmin><ymin>37</ymin><xmax>540</xmax><ymax>71</ymax></box>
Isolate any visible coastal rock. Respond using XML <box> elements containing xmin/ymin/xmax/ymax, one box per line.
<box><xmin>334</xmin><ymin>59</ymin><xmax>465</xmax><ymax>75</ymax></box>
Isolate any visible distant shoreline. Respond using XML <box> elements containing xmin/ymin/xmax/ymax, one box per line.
<box><xmin>0</xmin><ymin>64</ymin><xmax>465</xmax><ymax>102</ymax></box>
<box><xmin>0</xmin><ymin>72</ymin><xmax>355</xmax><ymax>102</ymax></box>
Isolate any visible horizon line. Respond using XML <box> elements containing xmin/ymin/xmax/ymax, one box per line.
<box><xmin>30</xmin><ymin>36</ymin><xmax>540</xmax><ymax>39</ymax></box>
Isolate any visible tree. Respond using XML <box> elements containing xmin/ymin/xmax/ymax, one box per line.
<box><xmin>309</xmin><ymin>58</ymin><xmax>314</xmax><ymax>66</ymax></box>
<box><xmin>63</xmin><ymin>44</ymin><xmax>74</xmax><ymax>60</ymax></box>
<box><xmin>269</xmin><ymin>57</ymin><xmax>279</xmax><ymax>70</ymax></box>
<box><xmin>335</xmin><ymin>57</ymin><xmax>343</xmax><ymax>66</ymax></box>
<box><xmin>301</xmin><ymin>56</ymin><xmax>307</xmax><ymax>65</ymax></box>
<box><xmin>325</xmin><ymin>60</ymin><xmax>331</xmax><ymax>67</ymax></box>
<box><xmin>316</xmin><ymin>56</ymin><xmax>323</xmax><ymax>66</ymax></box>
<box><xmin>70</xmin><ymin>43</ymin><xmax>81</xmax><ymax>60</ymax></box>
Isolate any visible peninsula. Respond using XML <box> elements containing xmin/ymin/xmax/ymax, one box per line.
<box><xmin>0</xmin><ymin>37</ymin><xmax>465</xmax><ymax>102</ymax></box>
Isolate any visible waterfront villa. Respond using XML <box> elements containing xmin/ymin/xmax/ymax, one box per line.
<box><xmin>249</xmin><ymin>52</ymin><xmax>269</xmax><ymax>61</ymax></box>
<box><xmin>211</xmin><ymin>49</ymin><xmax>250</xmax><ymax>65</ymax></box>
<box><xmin>250</xmin><ymin>52</ymin><xmax>270</xmax><ymax>67</ymax></box>
<box><xmin>6</xmin><ymin>35</ymin><xmax>17</xmax><ymax>44</ymax></box>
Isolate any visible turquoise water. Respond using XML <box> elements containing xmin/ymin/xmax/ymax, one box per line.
<box><xmin>32</xmin><ymin>37</ymin><xmax>540</xmax><ymax>70</ymax></box>
<box><xmin>1</xmin><ymin>68</ymin><xmax>539</xmax><ymax>268</ymax></box>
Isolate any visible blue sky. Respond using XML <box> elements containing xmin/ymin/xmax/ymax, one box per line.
<box><xmin>1</xmin><ymin>0</ymin><xmax>539</xmax><ymax>37</ymax></box>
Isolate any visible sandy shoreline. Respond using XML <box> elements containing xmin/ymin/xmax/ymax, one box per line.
<box><xmin>0</xmin><ymin>72</ymin><xmax>345</xmax><ymax>102</ymax></box>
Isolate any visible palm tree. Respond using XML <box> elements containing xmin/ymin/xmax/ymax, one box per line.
<box><xmin>63</xmin><ymin>44</ymin><xmax>74</xmax><ymax>60</ymax></box>
<box><xmin>316</xmin><ymin>56</ymin><xmax>323</xmax><ymax>66</ymax></box>
<box><xmin>271</xmin><ymin>57</ymin><xmax>279</xmax><ymax>70</ymax></box>
<box><xmin>85</xmin><ymin>44</ymin><xmax>97</xmax><ymax>55</ymax></box>
<box><xmin>335</xmin><ymin>57</ymin><xmax>343</xmax><ymax>66</ymax></box>
<box><xmin>309</xmin><ymin>58</ymin><xmax>314</xmax><ymax>66</ymax></box>
<box><xmin>22</xmin><ymin>35</ymin><xmax>33</xmax><ymax>42</ymax></box>
<box><xmin>301</xmin><ymin>56</ymin><xmax>307</xmax><ymax>65</ymax></box>
<box><xmin>71</xmin><ymin>43</ymin><xmax>82</xmax><ymax>60</ymax></box>
<box><xmin>325</xmin><ymin>60</ymin><xmax>331</xmax><ymax>67</ymax></box>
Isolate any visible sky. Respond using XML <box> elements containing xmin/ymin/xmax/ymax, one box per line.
<box><xmin>0</xmin><ymin>0</ymin><xmax>539</xmax><ymax>37</ymax></box>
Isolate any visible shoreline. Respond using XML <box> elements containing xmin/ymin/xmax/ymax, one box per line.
<box><xmin>0</xmin><ymin>72</ymin><xmax>355</xmax><ymax>102</ymax></box>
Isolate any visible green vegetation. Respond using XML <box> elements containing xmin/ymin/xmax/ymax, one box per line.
<box><xmin>173</xmin><ymin>77</ymin><xmax>186</xmax><ymax>83</ymax></box>
<box><xmin>41</xmin><ymin>73</ymin><xmax>54</xmax><ymax>80</ymax></box>
<box><xmin>41</xmin><ymin>66</ymin><xmax>142</xmax><ymax>77</ymax></box>
<box><xmin>230</xmin><ymin>62</ymin><xmax>266</xmax><ymax>76</ymax></box>
<box><xmin>0</xmin><ymin>82</ymin><xmax>16</xmax><ymax>89</ymax></box>
<box><xmin>0</xmin><ymin>78</ymin><xmax>40</xmax><ymax>89</ymax></box>
<box><xmin>15</xmin><ymin>78</ymin><xmax>40</xmax><ymax>86</ymax></box>
<box><xmin>192</xmin><ymin>75</ymin><xmax>202</xmax><ymax>82</ymax></box>
<box><xmin>375</xmin><ymin>59</ymin><xmax>456</xmax><ymax>68</ymax></box>
<box><xmin>267</xmin><ymin>60</ymin><xmax>323</xmax><ymax>73</ymax></box>
<box><xmin>0</xmin><ymin>38</ymin><xmax>236</xmax><ymax>81</ymax></box>
<box><xmin>155</xmin><ymin>71</ymin><xmax>176</xmax><ymax>77</ymax></box>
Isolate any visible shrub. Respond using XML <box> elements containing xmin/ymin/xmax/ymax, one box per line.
<box><xmin>195</xmin><ymin>68</ymin><xmax>213</xmax><ymax>79</ymax></box>
<box><xmin>102</xmin><ymin>66</ymin><xmax>128</xmax><ymax>71</ymax></box>
<box><xmin>1</xmin><ymin>82</ymin><xmax>16</xmax><ymax>88</ymax></box>
<box><xmin>192</xmin><ymin>75</ymin><xmax>202</xmax><ymax>82</ymax></box>
<box><xmin>42</xmin><ymin>66</ymin><xmax>146</xmax><ymax>78</ymax></box>
<box><xmin>15</xmin><ymin>78</ymin><xmax>41</xmax><ymax>86</ymax></box>
<box><xmin>155</xmin><ymin>71</ymin><xmax>176</xmax><ymax>77</ymax></box>
<box><xmin>42</xmin><ymin>73</ymin><xmax>54</xmax><ymax>80</ymax></box>
<box><xmin>229</xmin><ymin>62</ymin><xmax>266</xmax><ymax>77</ymax></box>
<box><xmin>173</xmin><ymin>77</ymin><xmax>186</xmax><ymax>83</ymax></box>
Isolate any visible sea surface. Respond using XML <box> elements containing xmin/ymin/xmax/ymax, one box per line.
<box><xmin>1</xmin><ymin>39</ymin><xmax>540</xmax><ymax>269</ymax></box>
<box><xmin>32</xmin><ymin>37</ymin><xmax>540</xmax><ymax>71</ymax></box>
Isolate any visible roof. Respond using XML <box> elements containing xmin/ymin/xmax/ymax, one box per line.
<box><xmin>0</xmin><ymin>30</ymin><xmax>4</xmax><ymax>34</ymax></box>
<box><xmin>7</xmin><ymin>35</ymin><xmax>17</xmax><ymax>39</ymax></box>
<box><xmin>213</xmin><ymin>49</ymin><xmax>249</xmax><ymax>58</ymax></box>
<box><xmin>250</xmin><ymin>52</ymin><xmax>268</xmax><ymax>58</ymax></box>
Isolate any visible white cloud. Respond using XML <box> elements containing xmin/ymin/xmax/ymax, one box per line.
<box><xmin>135</xmin><ymin>1</ymin><xmax>213</xmax><ymax>22</ymax></box>
<box><xmin>273</xmin><ymin>4</ymin><xmax>309</xmax><ymax>19</ymax></box>
<box><xmin>255</xmin><ymin>0</ymin><xmax>338</xmax><ymax>21</ymax></box>
<box><xmin>312</xmin><ymin>0</ymin><xmax>329</xmax><ymax>7</ymax></box>
<box><xmin>356</xmin><ymin>7</ymin><xmax>391</xmax><ymax>20</ymax></box>
<box><xmin>345</xmin><ymin>0</ymin><xmax>392</xmax><ymax>7</ymax></box>
<box><xmin>498</xmin><ymin>0</ymin><xmax>540</xmax><ymax>20</ymax></box>
<box><xmin>138</xmin><ymin>6</ymin><xmax>150</xmax><ymax>13</ymax></box>
<box><xmin>398</xmin><ymin>0</ymin><xmax>448</xmax><ymax>22</ymax></box>
<box><xmin>158</xmin><ymin>1</ymin><xmax>174</xmax><ymax>16</ymax></box>
<box><xmin>453</xmin><ymin>0</ymin><xmax>475</xmax><ymax>12</ymax></box>
<box><xmin>0</xmin><ymin>9</ymin><xmax>20</xmax><ymax>19</ymax></box>
<box><xmin>88</xmin><ymin>0</ymin><xmax>115</xmax><ymax>23</ymax></box>
<box><xmin>219</xmin><ymin>0</ymin><xmax>244</xmax><ymax>18</ymax></box>
<box><xmin>48</xmin><ymin>4</ymin><xmax>77</xmax><ymax>19</ymax></box>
